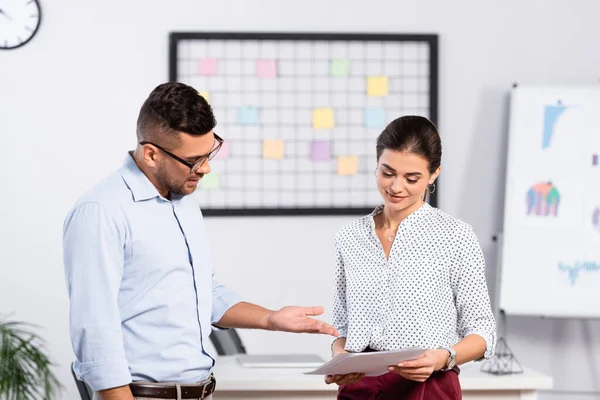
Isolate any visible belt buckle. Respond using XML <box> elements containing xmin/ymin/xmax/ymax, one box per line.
<box><xmin>201</xmin><ymin>375</ymin><xmax>216</xmax><ymax>399</ymax></box>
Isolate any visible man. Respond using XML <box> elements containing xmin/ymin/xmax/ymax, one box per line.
<box><xmin>63</xmin><ymin>82</ymin><xmax>338</xmax><ymax>400</ymax></box>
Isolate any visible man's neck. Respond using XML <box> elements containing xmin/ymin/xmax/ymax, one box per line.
<box><xmin>131</xmin><ymin>150</ymin><xmax>170</xmax><ymax>199</ymax></box>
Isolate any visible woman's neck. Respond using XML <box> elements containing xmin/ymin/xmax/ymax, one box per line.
<box><xmin>382</xmin><ymin>199</ymin><xmax>425</xmax><ymax>231</ymax></box>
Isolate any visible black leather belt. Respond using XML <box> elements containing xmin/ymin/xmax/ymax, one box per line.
<box><xmin>129</xmin><ymin>375</ymin><xmax>216</xmax><ymax>399</ymax></box>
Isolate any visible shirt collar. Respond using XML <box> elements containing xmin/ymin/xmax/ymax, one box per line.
<box><xmin>118</xmin><ymin>152</ymin><xmax>162</xmax><ymax>202</ymax></box>
<box><xmin>370</xmin><ymin>201</ymin><xmax>431</xmax><ymax>228</ymax></box>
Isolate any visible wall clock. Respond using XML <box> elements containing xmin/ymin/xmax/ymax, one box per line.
<box><xmin>0</xmin><ymin>0</ymin><xmax>41</xmax><ymax>50</ymax></box>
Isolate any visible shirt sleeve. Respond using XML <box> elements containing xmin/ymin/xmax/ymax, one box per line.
<box><xmin>331</xmin><ymin>238</ymin><xmax>348</xmax><ymax>339</ymax></box>
<box><xmin>211</xmin><ymin>277</ymin><xmax>242</xmax><ymax>327</ymax></box>
<box><xmin>63</xmin><ymin>202</ymin><xmax>132</xmax><ymax>391</ymax></box>
<box><xmin>451</xmin><ymin>225</ymin><xmax>497</xmax><ymax>359</ymax></box>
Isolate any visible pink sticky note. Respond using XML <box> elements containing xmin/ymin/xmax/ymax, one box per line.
<box><xmin>311</xmin><ymin>140</ymin><xmax>331</xmax><ymax>161</ymax></box>
<box><xmin>214</xmin><ymin>141</ymin><xmax>229</xmax><ymax>160</ymax></box>
<box><xmin>199</xmin><ymin>58</ymin><xmax>218</xmax><ymax>75</ymax></box>
<box><xmin>257</xmin><ymin>59</ymin><xmax>277</xmax><ymax>78</ymax></box>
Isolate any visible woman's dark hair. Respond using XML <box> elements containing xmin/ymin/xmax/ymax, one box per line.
<box><xmin>376</xmin><ymin>115</ymin><xmax>442</xmax><ymax>174</ymax></box>
<box><xmin>136</xmin><ymin>82</ymin><xmax>216</xmax><ymax>142</ymax></box>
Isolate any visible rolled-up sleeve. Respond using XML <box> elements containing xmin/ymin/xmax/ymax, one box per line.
<box><xmin>211</xmin><ymin>277</ymin><xmax>242</xmax><ymax>327</ymax></box>
<box><xmin>452</xmin><ymin>226</ymin><xmax>497</xmax><ymax>359</ymax></box>
<box><xmin>63</xmin><ymin>202</ymin><xmax>131</xmax><ymax>391</ymax></box>
<box><xmin>331</xmin><ymin>239</ymin><xmax>348</xmax><ymax>339</ymax></box>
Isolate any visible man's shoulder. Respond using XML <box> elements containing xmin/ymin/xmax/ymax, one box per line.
<box><xmin>69</xmin><ymin>170</ymin><xmax>131</xmax><ymax>215</ymax></box>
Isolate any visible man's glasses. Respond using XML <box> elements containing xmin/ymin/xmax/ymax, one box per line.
<box><xmin>139</xmin><ymin>133</ymin><xmax>224</xmax><ymax>174</ymax></box>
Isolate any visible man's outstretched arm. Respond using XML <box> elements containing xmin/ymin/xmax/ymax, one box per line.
<box><xmin>215</xmin><ymin>302</ymin><xmax>339</xmax><ymax>337</ymax></box>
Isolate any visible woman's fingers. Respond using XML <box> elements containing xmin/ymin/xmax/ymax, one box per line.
<box><xmin>325</xmin><ymin>373</ymin><xmax>365</xmax><ymax>385</ymax></box>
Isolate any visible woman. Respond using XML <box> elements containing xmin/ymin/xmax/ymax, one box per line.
<box><xmin>326</xmin><ymin>116</ymin><xmax>496</xmax><ymax>399</ymax></box>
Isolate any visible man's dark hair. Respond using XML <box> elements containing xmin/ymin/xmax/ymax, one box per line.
<box><xmin>136</xmin><ymin>82</ymin><xmax>216</xmax><ymax>142</ymax></box>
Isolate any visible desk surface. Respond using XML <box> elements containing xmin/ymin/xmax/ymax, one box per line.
<box><xmin>212</xmin><ymin>356</ymin><xmax>553</xmax><ymax>392</ymax></box>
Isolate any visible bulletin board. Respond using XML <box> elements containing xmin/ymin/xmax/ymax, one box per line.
<box><xmin>169</xmin><ymin>32</ymin><xmax>438</xmax><ymax>216</ymax></box>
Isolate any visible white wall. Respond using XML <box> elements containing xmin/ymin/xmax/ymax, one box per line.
<box><xmin>2</xmin><ymin>0</ymin><xmax>600</xmax><ymax>399</ymax></box>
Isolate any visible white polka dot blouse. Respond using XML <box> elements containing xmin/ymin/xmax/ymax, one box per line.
<box><xmin>332</xmin><ymin>202</ymin><xmax>496</xmax><ymax>358</ymax></box>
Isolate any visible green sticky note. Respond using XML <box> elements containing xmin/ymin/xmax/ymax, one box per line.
<box><xmin>330</xmin><ymin>60</ymin><xmax>349</xmax><ymax>77</ymax></box>
<box><xmin>200</xmin><ymin>172</ymin><xmax>220</xmax><ymax>190</ymax></box>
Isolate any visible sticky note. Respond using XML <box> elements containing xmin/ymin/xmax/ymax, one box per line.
<box><xmin>199</xmin><ymin>58</ymin><xmax>218</xmax><ymax>75</ymax></box>
<box><xmin>367</xmin><ymin>76</ymin><xmax>389</xmax><ymax>96</ymax></box>
<box><xmin>263</xmin><ymin>139</ymin><xmax>284</xmax><ymax>159</ymax></box>
<box><xmin>313</xmin><ymin>108</ymin><xmax>335</xmax><ymax>129</ymax></box>
<box><xmin>200</xmin><ymin>172</ymin><xmax>220</xmax><ymax>189</ymax></box>
<box><xmin>365</xmin><ymin>107</ymin><xmax>386</xmax><ymax>128</ymax></box>
<box><xmin>197</xmin><ymin>91</ymin><xmax>210</xmax><ymax>103</ymax></box>
<box><xmin>330</xmin><ymin>60</ymin><xmax>349</xmax><ymax>76</ymax></box>
<box><xmin>238</xmin><ymin>106</ymin><xmax>258</xmax><ymax>125</ymax></box>
<box><xmin>257</xmin><ymin>59</ymin><xmax>277</xmax><ymax>78</ymax></box>
<box><xmin>311</xmin><ymin>140</ymin><xmax>331</xmax><ymax>161</ymax></box>
<box><xmin>337</xmin><ymin>156</ymin><xmax>358</xmax><ymax>176</ymax></box>
<box><xmin>214</xmin><ymin>141</ymin><xmax>229</xmax><ymax>160</ymax></box>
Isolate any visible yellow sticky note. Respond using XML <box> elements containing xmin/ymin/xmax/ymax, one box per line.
<box><xmin>263</xmin><ymin>139</ymin><xmax>284</xmax><ymax>159</ymax></box>
<box><xmin>313</xmin><ymin>108</ymin><xmax>335</xmax><ymax>129</ymax></box>
<box><xmin>198</xmin><ymin>91</ymin><xmax>210</xmax><ymax>103</ymax></box>
<box><xmin>200</xmin><ymin>172</ymin><xmax>219</xmax><ymax>189</ymax></box>
<box><xmin>367</xmin><ymin>76</ymin><xmax>389</xmax><ymax>97</ymax></box>
<box><xmin>337</xmin><ymin>156</ymin><xmax>358</xmax><ymax>176</ymax></box>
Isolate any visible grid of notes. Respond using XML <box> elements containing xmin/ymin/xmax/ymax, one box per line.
<box><xmin>175</xmin><ymin>37</ymin><xmax>433</xmax><ymax>211</ymax></box>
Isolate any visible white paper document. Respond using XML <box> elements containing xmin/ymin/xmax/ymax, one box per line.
<box><xmin>304</xmin><ymin>348</ymin><xmax>427</xmax><ymax>377</ymax></box>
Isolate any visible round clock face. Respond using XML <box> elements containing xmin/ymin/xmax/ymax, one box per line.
<box><xmin>0</xmin><ymin>0</ymin><xmax>41</xmax><ymax>50</ymax></box>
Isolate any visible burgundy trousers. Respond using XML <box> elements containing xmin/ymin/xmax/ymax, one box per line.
<box><xmin>337</xmin><ymin>367</ymin><xmax>462</xmax><ymax>400</ymax></box>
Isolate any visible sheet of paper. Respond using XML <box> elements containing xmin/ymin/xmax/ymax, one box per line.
<box><xmin>312</xmin><ymin>108</ymin><xmax>335</xmax><ymax>129</ymax></box>
<box><xmin>330</xmin><ymin>59</ymin><xmax>349</xmax><ymax>77</ymax></box>
<box><xmin>303</xmin><ymin>348</ymin><xmax>427</xmax><ymax>377</ymax></box>
<box><xmin>200</xmin><ymin>172</ymin><xmax>220</xmax><ymax>190</ymax></box>
<box><xmin>238</xmin><ymin>106</ymin><xmax>259</xmax><ymax>125</ymax></box>
<box><xmin>199</xmin><ymin>58</ymin><xmax>218</xmax><ymax>75</ymax></box>
<box><xmin>367</xmin><ymin>76</ymin><xmax>389</xmax><ymax>96</ymax></box>
<box><xmin>311</xmin><ymin>140</ymin><xmax>331</xmax><ymax>161</ymax></box>
<box><xmin>337</xmin><ymin>155</ymin><xmax>358</xmax><ymax>176</ymax></box>
<box><xmin>257</xmin><ymin>59</ymin><xmax>277</xmax><ymax>78</ymax></box>
<box><xmin>263</xmin><ymin>139</ymin><xmax>285</xmax><ymax>159</ymax></box>
<box><xmin>197</xmin><ymin>91</ymin><xmax>210</xmax><ymax>103</ymax></box>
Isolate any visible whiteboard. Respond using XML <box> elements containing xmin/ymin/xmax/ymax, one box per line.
<box><xmin>169</xmin><ymin>32</ymin><xmax>438</xmax><ymax>216</ymax></box>
<box><xmin>499</xmin><ymin>84</ymin><xmax>600</xmax><ymax>318</ymax></box>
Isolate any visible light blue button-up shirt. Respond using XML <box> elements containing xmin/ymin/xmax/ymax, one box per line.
<box><xmin>63</xmin><ymin>153</ymin><xmax>241</xmax><ymax>392</ymax></box>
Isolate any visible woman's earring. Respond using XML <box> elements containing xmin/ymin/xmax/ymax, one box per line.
<box><xmin>428</xmin><ymin>182</ymin><xmax>436</xmax><ymax>193</ymax></box>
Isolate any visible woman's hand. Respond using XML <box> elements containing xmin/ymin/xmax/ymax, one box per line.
<box><xmin>324</xmin><ymin>351</ymin><xmax>365</xmax><ymax>386</ymax></box>
<box><xmin>387</xmin><ymin>349</ymin><xmax>449</xmax><ymax>382</ymax></box>
<box><xmin>325</xmin><ymin>373</ymin><xmax>365</xmax><ymax>386</ymax></box>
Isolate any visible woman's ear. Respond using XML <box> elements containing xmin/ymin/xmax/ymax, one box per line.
<box><xmin>430</xmin><ymin>166</ymin><xmax>442</xmax><ymax>184</ymax></box>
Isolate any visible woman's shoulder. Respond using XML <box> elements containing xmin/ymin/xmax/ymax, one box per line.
<box><xmin>334</xmin><ymin>207</ymin><xmax>380</xmax><ymax>244</ymax></box>
<box><xmin>426</xmin><ymin>204</ymin><xmax>476</xmax><ymax>236</ymax></box>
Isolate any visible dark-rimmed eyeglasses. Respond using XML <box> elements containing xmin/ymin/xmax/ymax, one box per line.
<box><xmin>139</xmin><ymin>133</ymin><xmax>224</xmax><ymax>174</ymax></box>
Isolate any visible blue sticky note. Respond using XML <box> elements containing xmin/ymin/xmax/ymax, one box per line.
<box><xmin>238</xmin><ymin>106</ymin><xmax>258</xmax><ymax>125</ymax></box>
<box><xmin>365</xmin><ymin>107</ymin><xmax>386</xmax><ymax>128</ymax></box>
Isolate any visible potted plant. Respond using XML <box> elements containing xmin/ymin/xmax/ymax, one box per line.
<box><xmin>0</xmin><ymin>317</ymin><xmax>62</xmax><ymax>399</ymax></box>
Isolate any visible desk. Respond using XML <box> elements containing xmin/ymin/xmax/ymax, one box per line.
<box><xmin>212</xmin><ymin>356</ymin><xmax>552</xmax><ymax>400</ymax></box>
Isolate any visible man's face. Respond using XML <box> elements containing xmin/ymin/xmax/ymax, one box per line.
<box><xmin>153</xmin><ymin>131</ymin><xmax>217</xmax><ymax>197</ymax></box>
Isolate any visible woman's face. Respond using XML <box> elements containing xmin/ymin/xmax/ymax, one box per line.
<box><xmin>376</xmin><ymin>149</ymin><xmax>440</xmax><ymax>212</ymax></box>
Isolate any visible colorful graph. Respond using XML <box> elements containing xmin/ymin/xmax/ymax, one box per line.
<box><xmin>593</xmin><ymin>206</ymin><xmax>600</xmax><ymax>233</ymax></box>
<box><xmin>542</xmin><ymin>103</ymin><xmax>567</xmax><ymax>149</ymax></box>
<box><xmin>525</xmin><ymin>182</ymin><xmax>560</xmax><ymax>216</ymax></box>
<box><xmin>559</xmin><ymin>260</ymin><xmax>600</xmax><ymax>285</ymax></box>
